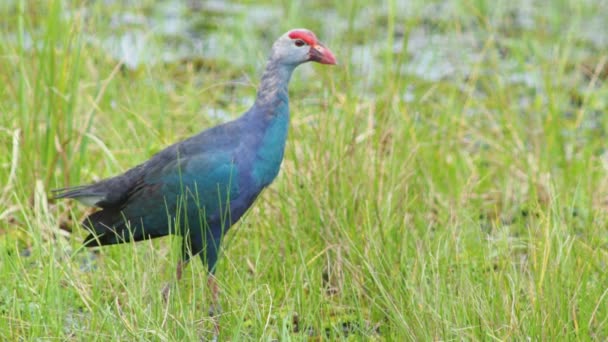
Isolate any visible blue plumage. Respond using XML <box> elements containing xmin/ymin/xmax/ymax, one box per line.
<box><xmin>53</xmin><ymin>29</ymin><xmax>336</xmax><ymax>278</ymax></box>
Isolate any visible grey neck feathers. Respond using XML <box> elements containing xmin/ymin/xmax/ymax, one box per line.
<box><xmin>253</xmin><ymin>57</ymin><xmax>297</xmax><ymax>114</ymax></box>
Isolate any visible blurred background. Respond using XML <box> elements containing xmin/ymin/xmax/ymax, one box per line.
<box><xmin>0</xmin><ymin>0</ymin><xmax>607</xmax><ymax>340</ymax></box>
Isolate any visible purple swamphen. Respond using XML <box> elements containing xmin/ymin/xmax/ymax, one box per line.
<box><xmin>53</xmin><ymin>28</ymin><xmax>336</xmax><ymax>321</ymax></box>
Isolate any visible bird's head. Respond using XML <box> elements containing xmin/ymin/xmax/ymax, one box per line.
<box><xmin>271</xmin><ymin>29</ymin><xmax>337</xmax><ymax>66</ymax></box>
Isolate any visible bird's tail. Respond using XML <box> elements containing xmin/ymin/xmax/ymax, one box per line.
<box><xmin>52</xmin><ymin>185</ymin><xmax>106</xmax><ymax>207</ymax></box>
<box><xmin>52</xmin><ymin>185</ymin><xmax>91</xmax><ymax>199</ymax></box>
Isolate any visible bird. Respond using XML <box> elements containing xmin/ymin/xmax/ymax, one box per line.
<box><xmin>53</xmin><ymin>28</ymin><xmax>336</xmax><ymax>322</ymax></box>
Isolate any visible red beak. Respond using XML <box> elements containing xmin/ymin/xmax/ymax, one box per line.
<box><xmin>310</xmin><ymin>43</ymin><xmax>337</xmax><ymax>65</ymax></box>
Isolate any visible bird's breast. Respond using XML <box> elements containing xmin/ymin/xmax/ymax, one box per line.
<box><xmin>251</xmin><ymin>111</ymin><xmax>289</xmax><ymax>188</ymax></box>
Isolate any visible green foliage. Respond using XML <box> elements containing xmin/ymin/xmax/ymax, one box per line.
<box><xmin>1</xmin><ymin>0</ymin><xmax>607</xmax><ymax>340</ymax></box>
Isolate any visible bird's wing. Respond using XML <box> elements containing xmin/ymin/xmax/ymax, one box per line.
<box><xmin>78</xmin><ymin>147</ymin><xmax>242</xmax><ymax>245</ymax></box>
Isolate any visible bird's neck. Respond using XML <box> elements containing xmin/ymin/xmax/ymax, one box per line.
<box><xmin>245</xmin><ymin>58</ymin><xmax>295</xmax><ymax>187</ymax></box>
<box><xmin>250</xmin><ymin>59</ymin><xmax>296</xmax><ymax>118</ymax></box>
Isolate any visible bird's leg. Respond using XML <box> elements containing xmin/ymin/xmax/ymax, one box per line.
<box><xmin>207</xmin><ymin>274</ymin><xmax>221</xmax><ymax>336</ymax></box>
<box><xmin>162</xmin><ymin>260</ymin><xmax>187</xmax><ymax>302</ymax></box>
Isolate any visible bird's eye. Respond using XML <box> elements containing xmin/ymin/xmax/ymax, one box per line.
<box><xmin>294</xmin><ymin>39</ymin><xmax>306</xmax><ymax>47</ymax></box>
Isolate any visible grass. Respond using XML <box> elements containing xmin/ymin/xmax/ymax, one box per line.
<box><xmin>1</xmin><ymin>0</ymin><xmax>608</xmax><ymax>340</ymax></box>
